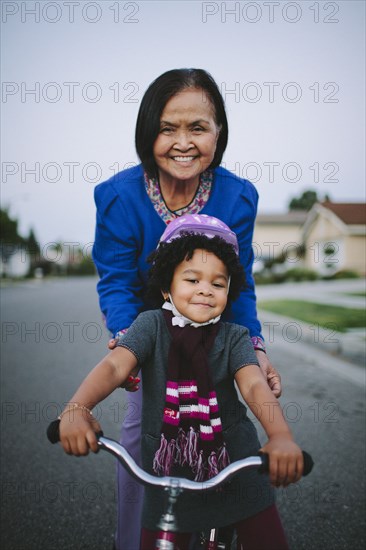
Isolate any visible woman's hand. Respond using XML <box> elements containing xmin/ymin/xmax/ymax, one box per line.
<box><xmin>59</xmin><ymin>409</ymin><xmax>102</xmax><ymax>456</ymax></box>
<box><xmin>108</xmin><ymin>338</ymin><xmax>140</xmax><ymax>391</ymax></box>
<box><xmin>108</xmin><ymin>337</ymin><xmax>118</xmax><ymax>350</ymax></box>
<box><xmin>255</xmin><ymin>350</ymin><xmax>282</xmax><ymax>398</ymax></box>
<box><xmin>260</xmin><ymin>434</ymin><xmax>303</xmax><ymax>487</ymax></box>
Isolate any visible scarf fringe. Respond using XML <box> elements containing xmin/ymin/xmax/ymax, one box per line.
<box><xmin>153</xmin><ymin>431</ymin><xmax>230</xmax><ymax>481</ymax></box>
<box><xmin>153</xmin><ymin>434</ymin><xmax>168</xmax><ymax>476</ymax></box>
<box><xmin>217</xmin><ymin>443</ymin><xmax>230</xmax><ymax>470</ymax></box>
<box><xmin>182</xmin><ymin>427</ymin><xmax>198</xmax><ymax>468</ymax></box>
<box><xmin>195</xmin><ymin>450</ymin><xmax>205</xmax><ymax>481</ymax></box>
<box><xmin>208</xmin><ymin>451</ymin><xmax>219</xmax><ymax>478</ymax></box>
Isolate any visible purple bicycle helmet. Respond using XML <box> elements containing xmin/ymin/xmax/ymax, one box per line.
<box><xmin>159</xmin><ymin>214</ymin><xmax>239</xmax><ymax>255</ymax></box>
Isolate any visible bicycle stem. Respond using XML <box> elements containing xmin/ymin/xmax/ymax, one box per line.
<box><xmin>157</xmin><ymin>482</ymin><xmax>182</xmax><ymax>532</ymax></box>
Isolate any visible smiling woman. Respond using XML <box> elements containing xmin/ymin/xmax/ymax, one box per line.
<box><xmin>91</xmin><ymin>68</ymin><xmax>282</xmax><ymax>549</ymax></box>
<box><xmin>152</xmin><ymin>89</ymin><xmax>221</xmax><ymax>211</ymax></box>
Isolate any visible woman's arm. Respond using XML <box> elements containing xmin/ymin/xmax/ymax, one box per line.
<box><xmin>59</xmin><ymin>347</ymin><xmax>138</xmax><ymax>456</ymax></box>
<box><xmin>228</xmin><ymin>182</ymin><xmax>261</xmax><ymax>335</ymax></box>
<box><xmin>92</xmin><ymin>178</ymin><xmax>145</xmax><ymax>337</ymax></box>
<box><xmin>230</xmin><ymin>181</ymin><xmax>282</xmax><ymax>396</ymax></box>
<box><xmin>255</xmin><ymin>350</ymin><xmax>282</xmax><ymax>396</ymax></box>
<box><xmin>235</xmin><ymin>365</ymin><xmax>303</xmax><ymax>487</ymax></box>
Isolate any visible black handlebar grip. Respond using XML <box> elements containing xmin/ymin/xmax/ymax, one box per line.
<box><xmin>258</xmin><ymin>450</ymin><xmax>314</xmax><ymax>476</ymax></box>
<box><xmin>47</xmin><ymin>419</ymin><xmax>61</xmax><ymax>444</ymax></box>
<box><xmin>302</xmin><ymin>451</ymin><xmax>314</xmax><ymax>475</ymax></box>
<box><xmin>258</xmin><ymin>451</ymin><xmax>269</xmax><ymax>474</ymax></box>
<box><xmin>46</xmin><ymin>419</ymin><xmax>104</xmax><ymax>445</ymax></box>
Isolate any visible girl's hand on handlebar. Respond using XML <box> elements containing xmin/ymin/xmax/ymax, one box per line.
<box><xmin>59</xmin><ymin>410</ymin><xmax>102</xmax><ymax>456</ymax></box>
<box><xmin>260</xmin><ymin>435</ymin><xmax>304</xmax><ymax>487</ymax></box>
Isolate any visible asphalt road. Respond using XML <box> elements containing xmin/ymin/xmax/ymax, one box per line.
<box><xmin>1</xmin><ymin>277</ymin><xmax>365</xmax><ymax>550</ymax></box>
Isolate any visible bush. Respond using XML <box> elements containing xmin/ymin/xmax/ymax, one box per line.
<box><xmin>66</xmin><ymin>257</ymin><xmax>97</xmax><ymax>276</ymax></box>
<box><xmin>285</xmin><ymin>268</ymin><xmax>319</xmax><ymax>281</ymax></box>
<box><xmin>323</xmin><ymin>269</ymin><xmax>360</xmax><ymax>280</ymax></box>
<box><xmin>254</xmin><ymin>267</ymin><xmax>318</xmax><ymax>284</ymax></box>
<box><xmin>254</xmin><ymin>271</ymin><xmax>284</xmax><ymax>285</ymax></box>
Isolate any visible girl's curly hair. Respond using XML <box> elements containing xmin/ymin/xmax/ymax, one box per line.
<box><xmin>146</xmin><ymin>233</ymin><xmax>246</xmax><ymax>307</ymax></box>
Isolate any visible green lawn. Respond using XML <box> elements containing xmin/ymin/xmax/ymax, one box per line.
<box><xmin>258</xmin><ymin>300</ymin><xmax>366</xmax><ymax>333</ymax></box>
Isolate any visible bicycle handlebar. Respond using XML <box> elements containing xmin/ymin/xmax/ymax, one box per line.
<box><xmin>98</xmin><ymin>434</ymin><xmax>266</xmax><ymax>491</ymax></box>
<box><xmin>47</xmin><ymin>419</ymin><xmax>314</xmax><ymax>490</ymax></box>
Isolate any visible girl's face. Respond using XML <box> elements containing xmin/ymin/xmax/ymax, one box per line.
<box><xmin>165</xmin><ymin>249</ymin><xmax>229</xmax><ymax>324</ymax></box>
<box><xmin>153</xmin><ymin>88</ymin><xmax>220</xmax><ymax>185</ymax></box>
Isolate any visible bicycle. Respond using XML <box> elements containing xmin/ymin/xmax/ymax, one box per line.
<box><xmin>47</xmin><ymin>419</ymin><xmax>313</xmax><ymax>549</ymax></box>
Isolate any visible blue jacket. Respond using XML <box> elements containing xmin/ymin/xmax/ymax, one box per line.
<box><xmin>92</xmin><ymin>164</ymin><xmax>262</xmax><ymax>337</ymax></box>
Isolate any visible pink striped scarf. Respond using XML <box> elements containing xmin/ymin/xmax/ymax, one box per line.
<box><xmin>153</xmin><ymin>310</ymin><xmax>230</xmax><ymax>481</ymax></box>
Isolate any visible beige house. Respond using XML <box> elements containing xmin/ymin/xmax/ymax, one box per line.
<box><xmin>253</xmin><ymin>202</ymin><xmax>366</xmax><ymax>275</ymax></box>
<box><xmin>302</xmin><ymin>202</ymin><xmax>366</xmax><ymax>275</ymax></box>
<box><xmin>253</xmin><ymin>211</ymin><xmax>308</xmax><ymax>270</ymax></box>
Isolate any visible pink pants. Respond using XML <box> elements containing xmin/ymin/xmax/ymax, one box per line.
<box><xmin>140</xmin><ymin>504</ymin><xmax>289</xmax><ymax>550</ymax></box>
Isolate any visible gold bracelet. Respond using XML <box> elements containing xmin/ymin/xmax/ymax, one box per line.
<box><xmin>58</xmin><ymin>403</ymin><xmax>93</xmax><ymax>421</ymax></box>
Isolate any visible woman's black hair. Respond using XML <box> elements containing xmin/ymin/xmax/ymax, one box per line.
<box><xmin>135</xmin><ymin>68</ymin><xmax>229</xmax><ymax>178</ymax></box>
<box><xmin>146</xmin><ymin>233</ymin><xmax>245</xmax><ymax>308</ymax></box>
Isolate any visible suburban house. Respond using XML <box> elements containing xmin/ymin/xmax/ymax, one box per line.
<box><xmin>253</xmin><ymin>202</ymin><xmax>366</xmax><ymax>276</ymax></box>
<box><xmin>302</xmin><ymin>202</ymin><xmax>366</xmax><ymax>275</ymax></box>
<box><xmin>253</xmin><ymin>210</ymin><xmax>308</xmax><ymax>271</ymax></box>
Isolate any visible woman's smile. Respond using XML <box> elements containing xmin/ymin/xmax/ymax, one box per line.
<box><xmin>171</xmin><ymin>156</ymin><xmax>197</xmax><ymax>163</ymax></box>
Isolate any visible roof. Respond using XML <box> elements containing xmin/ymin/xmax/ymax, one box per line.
<box><xmin>256</xmin><ymin>211</ymin><xmax>308</xmax><ymax>225</ymax></box>
<box><xmin>321</xmin><ymin>202</ymin><xmax>366</xmax><ymax>225</ymax></box>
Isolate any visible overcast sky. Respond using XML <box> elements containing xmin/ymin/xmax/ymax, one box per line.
<box><xmin>1</xmin><ymin>0</ymin><xmax>365</xmax><ymax>247</ymax></box>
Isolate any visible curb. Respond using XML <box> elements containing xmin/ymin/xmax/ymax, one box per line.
<box><xmin>257</xmin><ymin>309</ymin><xmax>365</xmax><ymax>368</ymax></box>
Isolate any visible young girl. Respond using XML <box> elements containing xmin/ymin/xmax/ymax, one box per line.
<box><xmin>59</xmin><ymin>214</ymin><xmax>303</xmax><ymax>550</ymax></box>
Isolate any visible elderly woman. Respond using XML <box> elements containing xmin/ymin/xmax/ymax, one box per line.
<box><xmin>92</xmin><ymin>68</ymin><xmax>281</xmax><ymax>550</ymax></box>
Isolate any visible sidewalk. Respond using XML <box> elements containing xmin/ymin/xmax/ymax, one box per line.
<box><xmin>258</xmin><ymin>309</ymin><xmax>365</xmax><ymax>368</ymax></box>
<box><xmin>256</xmin><ymin>279</ymin><xmax>366</xmax><ymax>368</ymax></box>
<box><xmin>256</xmin><ymin>278</ymin><xmax>365</xmax><ymax>308</ymax></box>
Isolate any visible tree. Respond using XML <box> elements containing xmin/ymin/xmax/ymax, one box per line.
<box><xmin>288</xmin><ymin>190</ymin><xmax>319</xmax><ymax>211</ymax></box>
<box><xmin>0</xmin><ymin>208</ymin><xmax>25</xmax><ymax>246</ymax></box>
<box><xmin>26</xmin><ymin>228</ymin><xmax>40</xmax><ymax>258</ymax></box>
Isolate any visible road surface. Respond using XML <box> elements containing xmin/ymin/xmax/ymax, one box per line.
<box><xmin>1</xmin><ymin>277</ymin><xmax>365</xmax><ymax>549</ymax></box>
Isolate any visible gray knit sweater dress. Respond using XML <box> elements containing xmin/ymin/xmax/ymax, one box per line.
<box><xmin>118</xmin><ymin>310</ymin><xmax>274</xmax><ymax>532</ymax></box>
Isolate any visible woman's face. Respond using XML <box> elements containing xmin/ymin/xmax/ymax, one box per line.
<box><xmin>153</xmin><ymin>88</ymin><xmax>220</xmax><ymax>184</ymax></box>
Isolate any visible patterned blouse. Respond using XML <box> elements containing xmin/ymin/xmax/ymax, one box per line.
<box><xmin>144</xmin><ymin>170</ymin><xmax>213</xmax><ymax>223</ymax></box>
